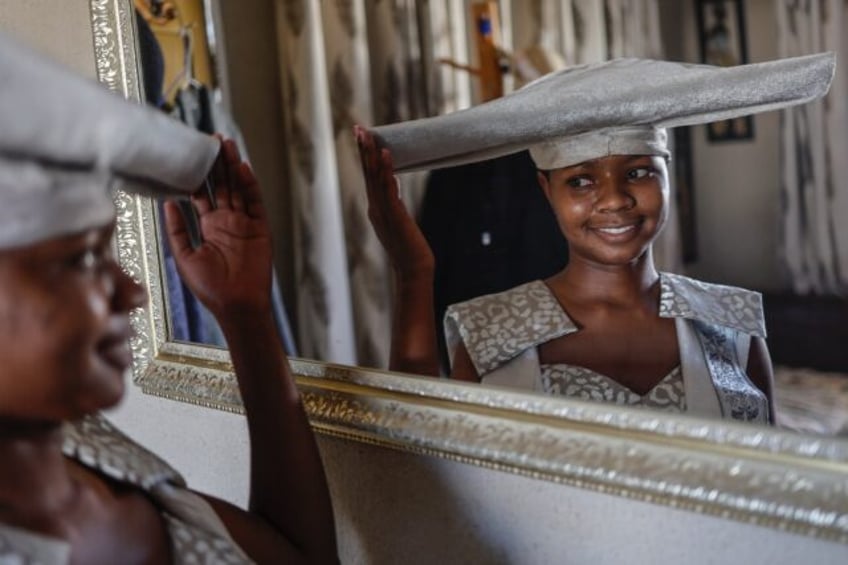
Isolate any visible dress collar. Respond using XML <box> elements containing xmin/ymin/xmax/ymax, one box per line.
<box><xmin>657</xmin><ymin>272</ymin><xmax>766</xmax><ymax>338</ymax></box>
<box><xmin>541</xmin><ymin>272</ymin><xmax>767</xmax><ymax>338</ymax></box>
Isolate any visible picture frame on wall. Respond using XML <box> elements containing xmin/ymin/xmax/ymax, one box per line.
<box><xmin>695</xmin><ymin>0</ymin><xmax>754</xmax><ymax>141</ymax></box>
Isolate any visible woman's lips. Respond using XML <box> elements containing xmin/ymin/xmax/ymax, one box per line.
<box><xmin>98</xmin><ymin>339</ymin><xmax>133</xmax><ymax>372</ymax></box>
<box><xmin>97</xmin><ymin>322</ymin><xmax>134</xmax><ymax>372</ymax></box>
<box><xmin>595</xmin><ymin>225</ymin><xmax>637</xmax><ymax>235</ymax></box>
<box><xmin>588</xmin><ymin>219</ymin><xmax>643</xmax><ymax>242</ymax></box>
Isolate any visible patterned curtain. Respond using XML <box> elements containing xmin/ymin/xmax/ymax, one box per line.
<box><xmin>273</xmin><ymin>0</ymin><xmax>357</xmax><ymax>364</ymax></box>
<box><xmin>318</xmin><ymin>0</ymin><xmax>393</xmax><ymax>368</ymax></box>
<box><xmin>508</xmin><ymin>0</ymin><xmax>609</xmax><ymax>65</ymax></box>
<box><xmin>273</xmin><ymin>0</ymin><xmax>446</xmax><ymax>366</ymax></box>
<box><xmin>777</xmin><ymin>0</ymin><xmax>848</xmax><ymax>294</ymax></box>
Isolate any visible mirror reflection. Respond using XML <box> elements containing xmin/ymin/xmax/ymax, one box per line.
<box><xmin>135</xmin><ymin>0</ymin><xmax>848</xmax><ymax>437</ymax></box>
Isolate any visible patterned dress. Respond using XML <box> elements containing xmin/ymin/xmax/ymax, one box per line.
<box><xmin>444</xmin><ymin>272</ymin><xmax>770</xmax><ymax>423</ymax></box>
<box><xmin>0</xmin><ymin>415</ymin><xmax>253</xmax><ymax>564</ymax></box>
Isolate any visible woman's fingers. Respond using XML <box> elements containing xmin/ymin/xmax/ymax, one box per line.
<box><xmin>163</xmin><ymin>200</ymin><xmax>193</xmax><ymax>259</ymax></box>
<box><xmin>238</xmin><ymin>162</ymin><xmax>267</xmax><ymax>220</ymax></box>
<box><xmin>356</xmin><ymin>126</ymin><xmax>386</xmax><ymax>223</ymax></box>
<box><xmin>193</xmin><ymin>137</ymin><xmax>259</xmax><ymax>216</ymax></box>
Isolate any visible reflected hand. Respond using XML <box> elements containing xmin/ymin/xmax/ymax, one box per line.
<box><xmin>164</xmin><ymin>138</ymin><xmax>274</xmax><ymax>317</ymax></box>
<box><xmin>355</xmin><ymin>125</ymin><xmax>435</xmax><ymax>277</ymax></box>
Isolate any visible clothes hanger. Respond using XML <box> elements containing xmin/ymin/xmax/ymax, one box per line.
<box><xmin>133</xmin><ymin>0</ymin><xmax>177</xmax><ymax>26</ymax></box>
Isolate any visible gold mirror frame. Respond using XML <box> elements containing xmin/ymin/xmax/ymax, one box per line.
<box><xmin>93</xmin><ymin>0</ymin><xmax>848</xmax><ymax>545</ymax></box>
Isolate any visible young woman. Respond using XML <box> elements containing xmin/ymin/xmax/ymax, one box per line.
<box><xmin>354</xmin><ymin>53</ymin><xmax>835</xmax><ymax>424</ymax></box>
<box><xmin>0</xmin><ymin>32</ymin><xmax>337</xmax><ymax>564</ymax></box>
<box><xmin>357</xmin><ymin>127</ymin><xmax>772</xmax><ymax>423</ymax></box>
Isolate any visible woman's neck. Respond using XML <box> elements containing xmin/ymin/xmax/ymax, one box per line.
<box><xmin>553</xmin><ymin>251</ymin><xmax>660</xmax><ymax>311</ymax></box>
<box><xmin>0</xmin><ymin>419</ymin><xmax>77</xmax><ymax>522</ymax></box>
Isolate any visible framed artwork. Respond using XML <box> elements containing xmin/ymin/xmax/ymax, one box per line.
<box><xmin>695</xmin><ymin>0</ymin><xmax>754</xmax><ymax>141</ymax></box>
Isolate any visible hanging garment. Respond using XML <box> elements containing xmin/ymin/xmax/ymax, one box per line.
<box><xmin>419</xmin><ymin>150</ymin><xmax>568</xmax><ymax>369</ymax></box>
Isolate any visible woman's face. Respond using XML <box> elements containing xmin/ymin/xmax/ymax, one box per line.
<box><xmin>0</xmin><ymin>221</ymin><xmax>147</xmax><ymax>423</ymax></box>
<box><xmin>537</xmin><ymin>154</ymin><xmax>669</xmax><ymax>268</ymax></box>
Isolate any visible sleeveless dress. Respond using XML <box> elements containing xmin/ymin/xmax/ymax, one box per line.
<box><xmin>0</xmin><ymin>414</ymin><xmax>253</xmax><ymax>564</ymax></box>
<box><xmin>444</xmin><ymin>272</ymin><xmax>770</xmax><ymax>423</ymax></box>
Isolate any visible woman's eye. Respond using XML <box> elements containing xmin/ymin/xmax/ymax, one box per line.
<box><xmin>628</xmin><ymin>167</ymin><xmax>656</xmax><ymax>180</ymax></box>
<box><xmin>566</xmin><ymin>176</ymin><xmax>593</xmax><ymax>189</ymax></box>
<box><xmin>70</xmin><ymin>247</ymin><xmax>109</xmax><ymax>272</ymax></box>
<box><xmin>73</xmin><ymin>250</ymin><xmax>98</xmax><ymax>270</ymax></box>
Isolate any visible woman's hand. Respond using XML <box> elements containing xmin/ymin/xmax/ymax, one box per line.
<box><xmin>355</xmin><ymin>125</ymin><xmax>440</xmax><ymax>376</ymax></box>
<box><xmin>164</xmin><ymin>138</ymin><xmax>274</xmax><ymax>318</ymax></box>
<box><xmin>354</xmin><ymin>125</ymin><xmax>434</xmax><ymax>277</ymax></box>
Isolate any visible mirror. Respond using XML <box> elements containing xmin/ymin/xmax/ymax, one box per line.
<box><xmin>85</xmin><ymin>0</ymin><xmax>848</xmax><ymax>544</ymax></box>
<box><xmin>130</xmin><ymin>0</ymin><xmax>848</xmax><ymax>437</ymax></box>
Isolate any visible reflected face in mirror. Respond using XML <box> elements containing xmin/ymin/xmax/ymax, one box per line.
<box><xmin>537</xmin><ymin>154</ymin><xmax>669</xmax><ymax>269</ymax></box>
<box><xmin>137</xmin><ymin>1</ymin><xmax>848</xmax><ymax>438</ymax></box>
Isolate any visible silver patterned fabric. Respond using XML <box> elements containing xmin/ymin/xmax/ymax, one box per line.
<box><xmin>692</xmin><ymin>322</ymin><xmax>768</xmax><ymax>423</ymax></box>
<box><xmin>445</xmin><ymin>272</ymin><xmax>768</xmax><ymax>421</ymax></box>
<box><xmin>658</xmin><ymin>272</ymin><xmax>766</xmax><ymax>338</ymax></box>
<box><xmin>371</xmin><ymin>54</ymin><xmax>835</xmax><ymax>173</ymax></box>
<box><xmin>542</xmin><ymin>364</ymin><xmax>686</xmax><ymax>412</ymax></box>
<box><xmin>0</xmin><ymin>415</ymin><xmax>253</xmax><ymax>564</ymax></box>
<box><xmin>529</xmin><ymin>125</ymin><xmax>670</xmax><ymax>170</ymax></box>
<box><xmin>444</xmin><ymin>280</ymin><xmax>578</xmax><ymax>376</ymax></box>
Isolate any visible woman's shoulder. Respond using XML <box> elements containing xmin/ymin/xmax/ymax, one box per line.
<box><xmin>444</xmin><ymin>281</ymin><xmax>578</xmax><ymax>376</ymax></box>
<box><xmin>659</xmin><ymin>272</ymin><xmax>766</xmax><ymax>338</ymax></box>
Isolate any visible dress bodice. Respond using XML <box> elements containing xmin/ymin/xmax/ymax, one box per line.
<box><xmin>444</xmin><ymin>273</ymin><xmax>769</xmax><ymax>423</ymax></box>
<box><xmin>541</xmin><ymin>363</ymin><xmax>686</xmax><ymax>412</ymax></box>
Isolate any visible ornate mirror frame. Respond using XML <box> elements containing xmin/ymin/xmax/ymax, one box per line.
<box><xmin>93</xmin><ymin>0</ymin><xmax>848</xmax><ymax>545</ymax></box>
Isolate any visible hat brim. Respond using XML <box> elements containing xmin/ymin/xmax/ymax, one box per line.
<box><xmin>371</xmin><ymin>53</ymin><xmax>835</xmax><ymax>172</ymax></box>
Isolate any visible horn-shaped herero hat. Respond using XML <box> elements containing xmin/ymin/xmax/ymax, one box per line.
<box><xmin>0</xmin><ymin>31</ymin><xmax>220</xmax><ymax>249</ymax></box>
<box><xmin>369</xmin><ymin>54</ymin><xmax>836</xmax><ymax>172</ymax></box>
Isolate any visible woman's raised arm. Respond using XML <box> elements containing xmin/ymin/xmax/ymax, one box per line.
<box><xmin>164</xmin><ymin>139</ymin><xmax>338</xmax><ymax>564</ymax></box>
<box><xmin>355</xmin><ymin>126</ymin><xmax>440</xmax><ymax>377</ymax></box>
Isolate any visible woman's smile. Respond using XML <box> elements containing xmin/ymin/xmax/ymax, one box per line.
<box><xmin>588</xmin><ymin>218</ymin><xmax>644</xmax><ymax>241</ymax></box>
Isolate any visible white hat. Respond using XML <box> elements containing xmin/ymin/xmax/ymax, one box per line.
<box><xmin>0</xmin><ymin>31</ymin><xmax>220</xmax><ymax>249</ymax></box>
<box><xmin>370</xmin><ymin>54</ymin><xmax>835</xmax><ymax>172</ymax></box>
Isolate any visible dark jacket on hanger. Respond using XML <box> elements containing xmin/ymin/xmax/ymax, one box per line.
<box><xmin>419</xmin><ymin>150</ymin><xmax>569</xmax><ymax>370</ymax></box>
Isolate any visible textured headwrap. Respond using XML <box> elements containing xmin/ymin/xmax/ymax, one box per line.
<box><xmin>529</xmin><ymin>126</ymin><xmax>670</xmax><ymax>170</ymax></box>
<box><xmin>369</xmin><ymin>54</ymin><xmax>835</xmax><ymax>172</ymax></box>
<box><xmin>0</xmin><ymin>31</ymin><xmax>220</xmax><ymax>249</ymax></box>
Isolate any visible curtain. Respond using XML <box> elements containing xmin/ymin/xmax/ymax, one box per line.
<box><xmin>319</xmin><ymin>0</ymin><xmax>392</xmax><ymax>368</ymax></box>
<box><xmin>274</xmin><ymin>0</ymin><xmax>444</xmax><ymax>366</ymax></box>
<box><xmin>274</xmin><ymin>0</ymin><xmax>357</xmax><ymax>364</ymax></box>
<box><xmin>776</xmin><ymin>0</ymin><xmax>848</xmax><ymax>294</ymax></box>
